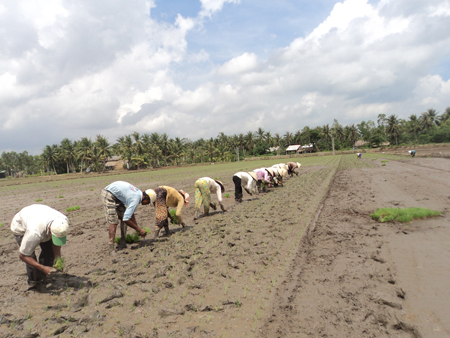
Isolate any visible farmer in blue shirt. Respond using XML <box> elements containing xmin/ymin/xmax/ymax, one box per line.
<box><xmin>101</xmin><ymin>181</ymin><xmax>155</xmax><ymax>253</ymax></box>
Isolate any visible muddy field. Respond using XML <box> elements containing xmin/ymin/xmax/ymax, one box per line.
<box><xmin>0</xmin><ymin>147</ymin><xmax>449</xmax><ymax>338</ymax></box>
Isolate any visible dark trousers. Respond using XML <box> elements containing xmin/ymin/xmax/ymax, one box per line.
<box><xmin>233</xmin><ymin>175</ymin><xmax>243</xmax><ymax>200</ymax></box>
<box><xmin>15</xmin><ymin>235</ymin><xmax>54</xmax><ymax>284</ymax></box>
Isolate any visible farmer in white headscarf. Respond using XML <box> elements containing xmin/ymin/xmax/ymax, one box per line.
<box><xmin>233</xmin><ymin>171</ymin><xmax>257</xmax><ymax>203</ymax></box>
<box><xmin>194</xmin><ymin>177</ymin><xmax>226</xmax><ymax>220</ymax></box>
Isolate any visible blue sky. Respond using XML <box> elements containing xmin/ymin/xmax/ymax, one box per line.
<box><xmin>1</xmin><ymin>0</ymin><xmax>449</xmax><ymax>154</ymax></box>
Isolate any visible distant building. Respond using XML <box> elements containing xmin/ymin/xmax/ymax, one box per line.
<box><xmin>104</xmin><ymin>156</ymin><xmax>125</xmax><ymax>171</ymax></box>
<box><xmin>301</xmin><ymin>144</ymin><xmax>314</xmax><ymax>153</ymax></box>
<box><xmin>286</xmin><ymin>145</ymin><xmax>301</xmax><ymax>155</ymax></box>
<box><xmin>268</xmin><ymin>146</ymin><xmax>280</xmax><ymax>153</ymax></box>
<box><xmin>354</xmin><ymin>140</ymin><xmax>368</xmax><ymax>148</ymax></box>
<box><xmin>0</xmin><ymin>170</ymin><xmax>6</xmax><ymax>179</ymax></box>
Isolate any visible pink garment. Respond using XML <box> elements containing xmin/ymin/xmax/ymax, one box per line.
<box><xmin>254</xmin><ymin>169</ymin><xmax>271</xmax><ymax>183</ymax></box>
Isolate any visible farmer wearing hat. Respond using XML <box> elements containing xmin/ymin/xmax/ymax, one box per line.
<box><xmin>194</xmin><ymin>177</ymin><xmax>227</xmax><ymax>220</ymax></box>
<box><xmin>409</xmin><ymin>150</ymin><xmax>416</xmax><ymax>157</ymax></box>
<box><xmin>10</xmin><ymin>204</ymin><xmax>69</xmax><ymax>287</ymax></box>
<box><xmin>356</xmin><ymin>153</ymin><xmax>362</xmax><ymax>159</ymax></box>
<box><xmin>233</xmin><ymin>171</ymin><xmax>257</xmax><ymax>202</ymax></box>
<box><xmin>101</xmin><ymin>181</ymin><xmax>151</xmax><ymax>252</ymax></box>
<box><xmin>146</xmin><ymin>186</ymin><xmax>189</xmax><ymax>239</ymax></box>
<box><xmin>251</xmin><ymin>168</ymin><xmax>272</xmax><ymax>192</ymax></box>
<box><xmin>286</xmin><ymin>162</ymin><xmax>301</xmax><ymax>176</ymax></box>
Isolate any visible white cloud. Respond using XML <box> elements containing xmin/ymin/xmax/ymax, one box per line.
<box><xmin>199</xmin><ymin>0</ymin><xmax>240</xmax><ymax>18</ymax></box>
<box><xmin>217</xmin><ymin>52</ymin><xmax>259</xmax><ymax>75</ymax></box>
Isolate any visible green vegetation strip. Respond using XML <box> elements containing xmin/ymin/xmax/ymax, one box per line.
<box><xmin>66</xmin><ymin>206</ymin><xmax>80</xmax><ymax>212</ymax></box>
<box><xmin>371</xmin><ymin>207</ymin><xmax>441</xmax><ymax>223</ymax></box>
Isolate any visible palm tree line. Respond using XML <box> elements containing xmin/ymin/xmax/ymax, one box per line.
<box><xmin>1</xmin><ymin>107</ymin><xmax>449</xmax><ymax>176</ymax></box>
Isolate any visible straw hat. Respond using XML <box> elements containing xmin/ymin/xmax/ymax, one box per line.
<box><xmin>265</xmin><ymin>168</ymin><xmax>274</xmax><ymax>176</ymax></box>
<box><xmin>248</xmin><ymin>172</ymin><xmax>258</xmax><ymax>181</ymax></box>
<box><xmin>214</xmin><ymin>180</ymin><xmax>225</xmax><ymax>193</ymax></box>
<box><xmin>279</xmin><ymin>168</ymin><xmax>288</xmax><ymax>177</ymax></box>
<box><xmin>296</xmin><ymin>162</ymin><xmax>301</xmax><ymax>168</ymax></box>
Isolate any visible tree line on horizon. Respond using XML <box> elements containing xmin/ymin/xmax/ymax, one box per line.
<box><xmin>1</xmin><ymin>107</ymin><xmax>449</xmax><ymax>177</ymax></box>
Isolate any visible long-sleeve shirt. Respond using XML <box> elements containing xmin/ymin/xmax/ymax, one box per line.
<box><xmin>199</xmin><ymin>177</ymin><xmax>223</xmax><ymax>205</ymax></box>
<box><xmin>11</xmin><ymin>205</ymin><xmax>68</xmax><ymax>256</ymax></box>
<box><xmin>253</xmin><ymin>169</ymin><xmax>271</xmax><ymax>183</ymax></box>
<box><xmin>233</xmin><ymin>172</ymin><xmax>257</xmax><ymax>193</ymax></box>
<box><xmin>105</xmin><ymin>181</ymin><xmax>143</xmax><ymax>221</ymax></box>
<box><xmin>161</xmin><ymin>186</ymin><xmax>185</xmax><ymax>224</ymax></box>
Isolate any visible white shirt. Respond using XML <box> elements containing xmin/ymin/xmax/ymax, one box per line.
<box><xmin>233</xmin><ymin>172</ymin><xmax>257</xmax><ymax>193</ymax></box>
<box><xmin>11</xmin><ymin>205</ymin><xmax>67</xmax><ymax>256</ymax></box>
<box><xmin>199</xmin><ymin>177</ymin><xmax>223</xmax><ymax>203</ymax></box>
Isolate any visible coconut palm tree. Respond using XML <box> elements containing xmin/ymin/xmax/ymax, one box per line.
<box><xmin>420</xmin><ymin>109</ymin><xmax>440</xmax><ymax>130</ymax></box>
<box><xmin>386</xmin><ymin>115</ymin><xmax>401</xmax><ymax>145</ymax></box>
<box><xmin>42</xmin><ymin>144</ymin><xmax>60</xmax><ymax>175</ymax></box>
<box><xmin>160</xmin><ymin>133</ymin><xmax>170</xmax><ymax>166</ymax></box>
<box><xmin>95</xmin><ymin>135</ymin><xmax>111</xmax><ymax>172</ymax></box>
<box><xmin>321</xmin><ymin>124</ymin><xmax>331</xmax><ymax>150</ymax></box>
<box><xmin>245</xmin><ymin>131</ymin><xmax>255</xmax><ymax>154</ymax></box>
<box><xmin>205</xmin><ymin>138</ymin><xmax>218</xmax><ymax>162</ymax></box>
<box><xmin>60</xmin><ymin>138</ymin><xmax>76</xmax><ymax>174</ymax></box>
<box><xmin>408</xmin><ymin>114</ymin><xmax>420</xmax><ymax>144</ymax></box>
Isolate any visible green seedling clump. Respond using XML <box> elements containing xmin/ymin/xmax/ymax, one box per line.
<box><xmin>224</xmin><ymin>193</ymin><xmax>230</xmax><ymax>198</ymax></box>
<box><xmin>0</xmin><ymin>223</ymin><xmax>4</xmax><ymax>227</ymax></box>
<box><xmin>371</xmin><ymin>207</ymin><xmax>441</xmax><ymax>223</ymax></box>
<box><xmin>35</xmin><ymin>199</ymin><xmax>43</xmax><ymax>202</ymax></box>
<box><xmin>66</xmin><ymin>206</ymin><xmax>80</xmax><ymax>212</ymax></box>
<box><xmin>169</xmin><ymin>209</ymin><xmax>180</xmax><ymax>224</ymax></box>
<box><xmin>114</xmin><ymin>232</ymin><xmax>141</xmax><ymax>244</ymax></box>
<box><xmin>54</xmin><ymin>257</ymin><xmax>65</xmax><ymax>272</ymax></box>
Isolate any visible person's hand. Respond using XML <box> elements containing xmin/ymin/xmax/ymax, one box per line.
<box><xmin>138</xmin><ymin>228</ymin><xmax>147</xmax><ymax>237</ymax></box>
<box><xmin>42</xmin><ymin>266</ymin><xmax>52</xmax><ymax>276</ymax></box>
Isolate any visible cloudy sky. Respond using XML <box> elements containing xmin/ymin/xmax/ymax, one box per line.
<box><xmin>1</xmin><ymin>0</ymin><xmax>449</xmax><ymax>154</ymax></box>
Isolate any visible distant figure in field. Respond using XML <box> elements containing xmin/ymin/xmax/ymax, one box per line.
<box><xmin>194</xmin><ymin>177</ymin><xmax>226</xmax><ymax>220</ymax></box>
<box><xmin>357</xmin><ymin>153</ymin><xmax>362</xmax><ymax>159</ymax></box>
<box><xmin>287</xmin><ymin>162</ymin><xmax>301</xmax><ymax>177</ymax></box>
<box><xmin>409</xmin><ymin>150</ymin><xmax>416</xmax><ymax>157</ymax></box>
<box><xmin>147</xmin><ymin>186</ymin><xmax>189</xmax><ymax>239</ymax></box>
<box><xmin>11</xmin><ymin>205</ymin><xmax>69</xmax><ymax>288</ymax></box>
<box><xmin>101</xmin><ymin>181</ymin><xmax>150</xmax><ymax>253</ymax></box>
<box><xmin>233</xmin><ymin>172</ymin><xmax>257</xmax><ymax>203</ymax></box>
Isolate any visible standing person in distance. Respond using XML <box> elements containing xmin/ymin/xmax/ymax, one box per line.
<box><xmin>11</xmin><ymin>204</ymin><xmax>69</xmax><ymax>288</ymax></box>
<box><xmin>101</xmin><ymin>181</ymin><xmax>151</xmax><ymax>253</ymax></box>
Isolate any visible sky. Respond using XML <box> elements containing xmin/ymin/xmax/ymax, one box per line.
<box><xmin>1</xmin><ymin>0</ymin><xmax>450</xmax><ymax>155</ymax></box>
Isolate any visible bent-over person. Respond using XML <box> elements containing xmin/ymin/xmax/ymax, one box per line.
<box><xmin>287</xmin><ymin>162</ymin><xmax>301</xmax><ymax>176</ymax></box>
<box><xmin>101</xmin><ymin>181</ymin><xmax>151</xmax><ymax>252</ymax></box>
<box><xmin>233</xmin><ymin>171</ymin><xmax>257</xmax><ymax>203</ymax></box>
<box><xmin>148</xmin><ymin>186</ymin><xmax>189</xmax><ymax>239</ymax></box>
<box><xmin>194</xmin><ymin>177</ymin><xmax>226</xmax><ymax>220</ymax></box>
<box><xmin>11</xmin><ymin>204</ymin><xmax>69</xmax><ymax>288</ymax></box>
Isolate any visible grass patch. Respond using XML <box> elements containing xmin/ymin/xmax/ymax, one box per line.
<box><xmin>35</xmin><ymin>199</ymin><xmax>43</xmax><ymax>202</ymax></box>
<box><xmin>381</xmin><ymin>160</ymin><xmax>389</xmax><ymax>163</ymax></box>
<box><xmin>66</xmin><ymin>206</ymin><xmax>80</xmax><ymax>212</ymax></box>
<box><xmin>54</xmin><ymin>257</ymin><xmax>65</xmax><ymax>272</ymax></box>
<box><xmin>224</xmin><ymin>193</ymin><xmax>230</xmax><ymax>198</ymax></box>
<box><xmin>371</xmin><ymin>207</ymin><xmax>442</xmax><ymax>223</ymax></box>
<box><xmin>382</xmin><ymin>164</ymin><xmax>386</xmax><ymax>166</ymax></box>
<box><xmin>58</xmin><ymin>195</ymin><xmax>64</xmax><ymax>198</ymax></box>
<box><xmin>0</xmin><ymin>223</ymin><xmax>4</xmax><ymax>227</ymax></box>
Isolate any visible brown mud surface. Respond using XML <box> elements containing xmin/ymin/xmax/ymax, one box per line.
<box><xmin>0</xmin><ymin>151</ymin><xmax>449</xmax><ymax>338</ymax></box>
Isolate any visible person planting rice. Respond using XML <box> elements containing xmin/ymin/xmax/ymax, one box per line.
<box><xmin>10</xmin><ymin>204</ymin><xmax>69</xmax><ymax>288</ymax></box>
<box><xmin>270</xmin><ymin>167</ymin><xmax>285</xmax><ymax>187</ymax></box>
<box><xmin>194</xmin><ymin>177</ymin><xmax>226</xmax><ymax>220</ymax></box>
<box><xmin>357</xmin><ymin>153</ymin><xmax>362</xmax><ymax>159</ymax></box>
<box><xmin>409</xmin><ymin>150</ymin><xmax>416</xmax><ymax>157</ymax></box>
<box><xmin>252</xmin><ymin>168</ymin><xmax>272</xmax><ymax>192</ymax></box>
<box><xmin>147</xmin><ymin>186</ymin><xmax>189</xmax><ymax>239</ymax></box>
<box><xmin>101</xmin><ymin>181</ymin><xmax>151</xmax><ymax>253</ymax></box>
<box><xmin>286</xmin><ymin>162</ymin><xmax>301</xmax><ymax>177</ymax></box>
<box><xmin>233</xmin><ymin>171</ymin><xmax>257</xmax><ymax>203</ymax></box>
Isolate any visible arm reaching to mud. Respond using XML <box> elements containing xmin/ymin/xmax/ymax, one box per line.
<box><xmin>19</xmin><ymin>253</ymin><xmax>53</xmax><ymax>276</ymax></box>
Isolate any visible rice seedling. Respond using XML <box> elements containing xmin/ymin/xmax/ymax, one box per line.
<box><xmin>169</xmin><ymin>209</ymin><xmax>180</xmax><ymax>224</ymax></box>
<box><xmin>57</xmin><ymin>195</ymin><xmax>64</xmax><ymax>198</ymax></box>
<box><xmin>35</xmin><ymin>199</ymin><xmax>43</xmax><ymax>202</ymax></box>
<box><xmin>54</xmin><ymin>257</ymin><xmax>65</xmax><ymax>272</ymax></box>
<box><xmin>0</xmin><ymin>223</ymin><xmax>4</xmax><ymax>227</ymax></box>
<box><xmin>224</xmin><ymin>193</ymin><xmax>230</xmax><ymax>198</ymax></box>
<box><xmin>66</xmin><ymin>206</ymin><xmax>80</xmax><ymax>212</ymax></box>
<box><xmin>370</xmin><ymin>207</ymin><xmax>441</xmax><ymax>223</ymax></box>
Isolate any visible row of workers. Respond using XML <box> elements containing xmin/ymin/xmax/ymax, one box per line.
<box><xmin>10</xmin><ymin>161</ymin><xmax>301</xmax><ymax>287</ymax></box>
